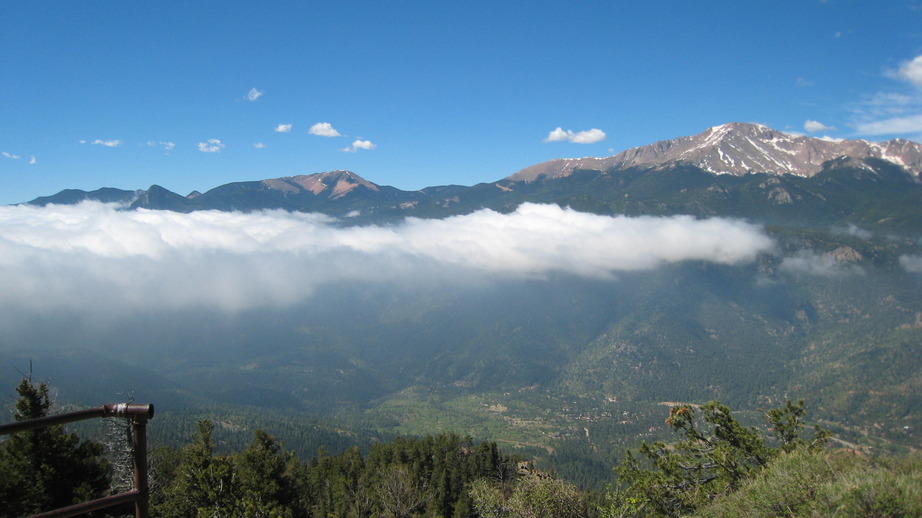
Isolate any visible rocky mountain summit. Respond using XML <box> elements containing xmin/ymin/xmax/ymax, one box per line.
<box><xmin>508</xmin><ymin>122</ymin><xmax>922</xmax><ymax>182</ymax></box>
<box><xmin>260</xmin><ymin>170</ymin><xmax>380</xmax><ymax>199</ymax></box>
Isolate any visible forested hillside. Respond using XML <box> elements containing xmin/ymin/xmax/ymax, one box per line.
<box><xmin>4</xmin><ymin>378</ymin><xmax>920</xmax><ymax>517</ymax></box>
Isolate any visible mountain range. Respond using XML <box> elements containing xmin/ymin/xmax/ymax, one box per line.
<box><xmin>25</xmin><ymin>122</ymin><xmax>922</xmax><ymax>231</ymax></box>
<box><xmin>509</xmin><ymin>122</ymin><xmax>922</xmax><ymax>181</ymax></box>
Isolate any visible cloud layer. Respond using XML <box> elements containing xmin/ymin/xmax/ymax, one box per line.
<box><xmin>0</xmin><ymin>203</ymin><xmax>773</xmax><ymax>313</ymax></box>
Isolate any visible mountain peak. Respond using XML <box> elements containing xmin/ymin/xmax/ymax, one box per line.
<box><xmin>262</xmin><ymin>170</ymin><xmax>380</xmax><ymax>199</ymax></box>
<box><xmin>508</xmin><ymin>123</ymin><xmax>922</xmax><ymax>183</ymax></box>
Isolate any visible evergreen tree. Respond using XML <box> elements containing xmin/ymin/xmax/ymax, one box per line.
<box><xmin>235</xmin><ymin>429</ymin><xmax>302</xmax><ymax>517</ymax></box>
<box><xmin>0</xmin><ymin>378</ymin><xmax>110</xmax><ymax>517</ymax></box>
<box><xmin>158</xmin><ymin>419</ymin><xmax>242</xmax><ymax>517</ymax></box>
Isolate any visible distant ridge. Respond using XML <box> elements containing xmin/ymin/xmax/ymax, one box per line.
<box><xmin>27</xmin><ymin>187</ymin><xmax>140</xmax><ymax>207</ymax></box>
<box><xmin>508</xmin><ymin>122</ymin><xmax>922</xmax><ymax>182</ymax></box>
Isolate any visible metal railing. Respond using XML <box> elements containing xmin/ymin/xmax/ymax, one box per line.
<box><xmin>0</xmin><ymin>402</ymin><xmax>155</xmax><ymax>518</ymax></box>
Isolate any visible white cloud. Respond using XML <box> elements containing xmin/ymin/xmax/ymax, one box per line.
<box><xmin>0</xmin><ymin>202</ymin><xmax>773</xmax><ymax>313</ymax></box>
<box><xmin>571</xmin><ymin>129</ymin><xmax>606</xmax><ymax>144</ymax></box>
<box><xmin>253</xmin><ymin>142</ymin><xmax>266</xmax><ymax>149</ymax></box>
<box><xmin>28</xmin><ymin>156</ymin><xmax>36</xmax><ymax>165</ymax></box>
<box><xmin>341</xmin><ymin>139</ymin><xmax>375</xmax><ymax>153</ymax></box>
<box><xmin>81</xmin><ymin>139</ymin><xmax>121</xmax><ymax>147</ymax></box>
<box><xmin>246</xmin><ymin>87</ymin><xmax>264</xmax><ymax>101</ymax></box>
<box><xmin>274</xmin><ymin>123</ymin><xmax>293</xmax><ymax>133</ymax></box>
<box><xmin>309</xmin><ymin>122</ymin><xmax>342</xmax><ymax>137</ymax></box>
<box><xmin>545</xmin><ymin>127</ymin><xmax>570</xmax><ymax>142</ymax></box>
<box><xmin>197</xmin><ymin>139</ymin><xmax>225</xmax><ymax>153</ymax></box>
<box><xmin>893</xmin><ymin>55</ymin><xmax>922</xmax><ymax>88</ymax></box>
<box><xmin>779</xmin><ymin>251</ymin><xmax>864</xmax><ymax>276</ymax></box>
<box><xmin>804</xmin><ymin>120</ymin><xmax>835</xmax><ymax>133</ymax></box>
<box><xmin>544</xmin><ymin>127</ymin><xmax>606</xmax><ymax>144</ymax></box>
<box><xmin>900</xmin><ymin>255</ymin><xmax>922</xmax><ymax>273</ymax></box>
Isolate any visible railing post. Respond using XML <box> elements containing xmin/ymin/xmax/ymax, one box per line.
<box><xmin>133</xmin><ymin>414</ymin><xmax>150</xmax><ymax>518</ymax></box>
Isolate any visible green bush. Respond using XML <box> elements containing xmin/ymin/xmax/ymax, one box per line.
<box><xmin>695</xmin><ymin>450</ymin><xmax>922</xmax><ymax>518</ymax></box>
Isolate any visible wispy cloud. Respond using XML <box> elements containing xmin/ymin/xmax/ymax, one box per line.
<box><xmin>544</xmin><ymin>127</ymin><xmax>606</xmax><ymax>144</ymax></box>
<box><xmin>849</xmin><ymin>54</ymin><xmax>922</xmax><ymax>138</ymax></box>
<box><xmin>80</xmin><ymin>139</ymin><xmax>122</xmax><ymax>147</ymax></box>
<box><xmin>832</xmin><ymin>224</ymin><xmax>871</xmax><ymax>240</ymax></box>
<box><xmin>246</xmin><ymin>87</ymin><xmax>264</xmax><ymax>101</ymax></box>
<box><xmin>1</xmin><ymin>151</ymin><xmax>34</xmax><ymax>164</ymax></box>
<box><xmin>147</xmin><ymin>141</ymin><xmax>175</xmax><ymax>152</ymax></box>
<box><xmin>274</xmin><ymin>123</ymin><xmax>293</xmax><ymax>133</ymax></box>
<box><xmin>0</xmin><ymin>202</ymin><xmax>774</xmax><ymax>313</ymax></box>
<box><xmin>309</xmin><ymin>122</ymin><xmax>342</xmax><ymax>137</ymax></box>
<box><xmin>197</xmin><ymin>139</ymin><xmax>225</xmax><ymax>153</ymax></box>
<box><xmin>853</xmin><ymin>113</ymin><xmax>922</xmax><ymax>136</ymax></box>
<box><xmin>340</xmin><ymin>139</ymin><xmax>375</xmax><ymax>152</ymax></box>
<box><xmin>253</xmin><ymin>142</ymin><xmax>266</xmax><ymax>149</ymax></box>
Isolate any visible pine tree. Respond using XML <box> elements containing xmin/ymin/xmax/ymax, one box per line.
<box><xmin>235</xmin><ymin>429</ymin><xmax>302</xmax><ymax>517</ymax></box>
<box><xmin>157</xmin><ymin>419</ymin><xmax>241</xmax><ymax>517</ymax></box>
<box><xmin>0</xmin><ymin>378</ymin><xmax>110</xmax><ymax>517</ymax></box>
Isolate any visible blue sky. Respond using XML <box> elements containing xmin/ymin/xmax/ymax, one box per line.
<box><xmin>2</xmin><ymin>1</ymin><xmax>922</xmax><ymax>205</ymax></box>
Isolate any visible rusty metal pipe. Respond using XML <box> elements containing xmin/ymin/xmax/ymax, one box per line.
<box><xmin>0</xmin><ymin>403</ymin><xmax>154</xmax><ymax>436</ymax></box>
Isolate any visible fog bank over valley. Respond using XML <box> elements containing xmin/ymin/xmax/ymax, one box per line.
<box><xmin>0</xmin><ymin>202</ymin><xmax>774</xmax><ymax>314</ymax></box>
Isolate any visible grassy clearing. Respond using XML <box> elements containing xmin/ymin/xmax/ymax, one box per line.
<box><xmin>360</xmin><ymin>386</ymin><xmax>561</xmax><ymax>448</ymax></box>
